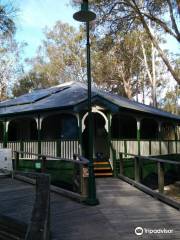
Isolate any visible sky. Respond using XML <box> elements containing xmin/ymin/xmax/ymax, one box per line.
<box><xmin>6</xmin><ymin>0</ymin><xmax>179</xmax><ymax>69</ymax></box>
<box><xmin>13</xmin><ymin>0</ymin><xmax>80</xmax><ymax>59</ymax></box>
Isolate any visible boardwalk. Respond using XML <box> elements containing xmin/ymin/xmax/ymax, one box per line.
<box><xmin>0</xmin><ymin>177</ymin><xmax>180</xmax><ymax>239</ymax></box>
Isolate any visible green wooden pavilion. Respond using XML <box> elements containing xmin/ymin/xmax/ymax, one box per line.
<box><xmin>0</xmin><ymin>81</ymin><xmax>179</xmax><ymax>176</ymax></box>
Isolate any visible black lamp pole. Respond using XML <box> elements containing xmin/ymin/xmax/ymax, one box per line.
<box><xmin>73</xmin><ymin>0</ymin><xmax>99</xmax><ymax>205</ymax></box>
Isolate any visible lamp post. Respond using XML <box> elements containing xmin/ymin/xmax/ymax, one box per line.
<box><xmin>73</xmin><ymin>0</ymin><xmax>99</xmax><ymax>205</ymax></box>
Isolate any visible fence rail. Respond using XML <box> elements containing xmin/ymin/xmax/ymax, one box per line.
<box><xmin>14</xmin><ymin>151</ymin><xmax>89</xmax><ymax>200</ymax></box>
<box><xmin>3</xmin><ymin>140</ymin><xmax>80</xmax><ymax>160</ymax></box>
<box><xmin>117</xmin><ymin>151</ymin><xmax>180</xmax><ymax>210</ymax></box>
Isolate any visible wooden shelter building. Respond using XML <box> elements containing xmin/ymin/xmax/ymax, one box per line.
<box><xmin>0</xmin><ymin>81</ymin><xmax>179</xmax><ymax>176</ymax></box>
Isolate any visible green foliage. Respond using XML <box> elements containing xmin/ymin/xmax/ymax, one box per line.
<box><xmin>91</xmin><ymin>0</ymin><xmax>180</xmax><ymax>84</ymax></box>
<box><xmin>12</xmin><ymin>22</ymin><xmax>87</xmax><ymax>96</ymax></box>
<box><xmin>160</xmin><ymin>86</ymin><xmax>179</xmax><ymax>114</ymax></box>
<box><xmin>31</xmin><ymin>22</ymin><xmax>86</xmax><ymax>83</ymax></box>
<box><xmin>92</xmin><ymin>31</ymin><xmax>148</xmax><ymax>98</ymax></box>
<box><xmin>12</xmin><ymin>71</ymin><xmax>53</xmax><ymax>97</ymax></box>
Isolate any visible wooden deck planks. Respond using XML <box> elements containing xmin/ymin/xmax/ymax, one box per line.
<box><xmin>0</xmin><ymin>177</ymin><xmax>180</xmax><ymax>239</ymax></box>
<box><xmin>96</xmin><ymin>178</ymin><xmax>180</xmax><ymax>240</ymax></box>
<box><xmin>0</xmin><ymin>178</ymin><xmax>35</xmax><ymax>224</ymax></box>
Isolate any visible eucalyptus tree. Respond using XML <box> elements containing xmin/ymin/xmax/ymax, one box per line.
<box><xmin>90</xmin><ymin>0</ymin><xmax>180</xmax><ymax>84</ymax></box>
<box><xmin>92</xmin><ymin>31</ymin><xmax>145</xmax><ymax>98</ymax></box>
<box><xmin>28</xmin><ymin>21</ymin><xmax>86</xmax><ymax>85</ymax></box>
<box><xmin>0</xmin><ymin>1</ymin><xmax>20</xmax><ymax>100</ymax></box>
<box><xmin>159</xmin><ymin>86</ymin><xmax>180</xmax><ymax>114</ymax></box>
<box><xmin>0</xmin><ymin>1</ymin><xmax>16</xmax><ymax>36</ymax></box>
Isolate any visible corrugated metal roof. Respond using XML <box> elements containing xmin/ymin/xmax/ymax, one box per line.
<box><xmin>0</xmin><ymin>82</ymin><xmax>179</xmax><ymax>120</ymax></box>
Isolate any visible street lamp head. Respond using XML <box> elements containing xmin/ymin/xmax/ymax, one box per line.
<box><xmin>73</xmin><ymin>0</ymin><xmax>96</xmax><ymax>22</ymax></box>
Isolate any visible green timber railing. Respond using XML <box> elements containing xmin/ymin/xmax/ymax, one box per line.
<box><xmin>115</xmin><ymin>152</ymin><xmax>180</xmax><ymax>210</ymax></box>
<box><xmin>13</xmin><ymin>151</ymin><xmax>89</xmax><ymax>202</ymax></box>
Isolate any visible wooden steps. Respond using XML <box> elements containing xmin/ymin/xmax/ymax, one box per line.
<box><xmin>93</xmin><ymin>160</ymin><xmax>113</xmax><ymax>177</ymax></box>
<box><xmin>94</xmin><ymin>167</ymin><xmax>111</xmax><ymax>170</ymax></box>
<box><xmin>95</xmin><ymin>172</ymin><xmax>113</xmax><ymax>176</ymax></box>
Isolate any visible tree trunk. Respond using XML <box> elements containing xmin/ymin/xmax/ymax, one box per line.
<box><xmin>134</xmin><ymin>2</ymin><xmax>180</xmax><ymax>85</ymax></box>
<box><xmin>151</xmin><ymin>42</ymin><xmax>157</xmax><ymax>107</ymax></box>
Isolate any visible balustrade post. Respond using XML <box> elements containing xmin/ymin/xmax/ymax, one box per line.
<box><xmin>119</xmin><ymin>153</ymin><xmax>124</xmax><ymax>175</ymax></box>
<box><xmin>57</xmin><ymin>139</ymin><xmax>61</xmax><ymax>157</ymax></box>
<box><xmin>149</xmin><ymin>140</ymin><xmax>151</xmax><ymax>155</ymax></box>
<box><xmin>20</xmin><ymin>140</ymin><xmax>24</xmax><ymax>158</ymax></box>
<box><xmin>111</xmin><ymin>148</ymin><xmax>116</xmax><ymax>177</ymax></box>
<box><xmin>3</xmin><ymin>121</ymin><xmax>9</xmax><ymax>148</ymax></box>
<box><xmin>78</xmin><ymin>113</ymin><xmax>83</xmax><ymax>156</ymax></box>
<box><xmin>80</xmin><ymin>164</ymin><xmax>88</xmax><ymax>199</ymax></box>
<box><xmin>134</xmin><ymin>157</ymin><xmax>140</xmax><ymax>182</ymax></box>
<box><xmin>158</xmin><ymin>122</ymin><xmax>162</xmax><ymax>155</ymax></box>
<box><xmin>136</xmin><ymin>119</ymin><xmax>141</xmax><ymax>156</ymax></box>
<box><xmin>41</xmin><ymin>156</ymin><xmax>46</xmax><ymax>173</ymax></box>
<box><xmin>14</xmin><ymin>151</ymin><xmax>19</xmax><ymax>171</ymax></box>
<box><xmin>168</xmin><ymin>140</ymin><xmax>170</xmax><ymax>154</ymax></box>
<box><xmin>124</xmin><ymin>140</ymin><xmax>127</xmax><ymax>158</ymax></box>
<box><xmin>174</xmin><ymin>125</ymin><xmax>178</xmax><ymax>154</ymax></box>
<box><xmin>158</xmin><ymin>161</ymin><xmax>164</xmax><ymax>194</ymax></box>
<box><xmin>36</xmin><ymin>116</ymin><xmax>42</xmax><ymax>159</ymax></box>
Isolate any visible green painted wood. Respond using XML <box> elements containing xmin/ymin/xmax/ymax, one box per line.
<box><xmin>136</xmin><ymin>122</ymin><xmax>141</xmax><ymax>156</ymax></box>
<box><xmin>78</xmin><ymin>113</ymin><xmax>83</xmax><ymax>156</ymax></box>
<box><xmin>175</xmin><ymin>126</ymin><xmax>178</xmax><ymax>154</ymax></box>
<box><xmin>20</xmin><ymin>141</ymin><xmax>24</xmax><ymax>159</ymax></box>
<box><xmin>124</xmin><ymin>140</ymin><xmax>127</xmax><ymax>157</ymax></box>
<box><xmin>56</xmin><ymin>140</ymin><xmax>61</xmax><ymax>157</ymax></box>
<box><xmin>37</xmin><ymin>117</ymin><xmax>41</xmax><ymax>158</ymax></box>
<box><xmin>168</xmin><ymin>140</ymin><xmax>170</xmax><ymax>154</ymax></box>
<box><xmin>3</xmin><ymin>122</ymin><xmax>8</xmax><ymax>148</ymax></box>
<box><xmin>149</xmin><ymin>140</ymin><xmax>151</xmax><ymax>155</ymax></box>
<box><xmin>158</xmin><ymin>161</ymin><xmax>164</xmax><ymax>194</ymax></box>
<box><xmin>38</xmin><ymin>132</ymin><xmax>41</xmax><ymax>157</ymax></box>
<box><xmin>107</xmin><ymin>113</ymin><xmax>111</xmax><ymax>156</ymax></box>
<box><xmin>119</xmin><ymin>153</ymin><xmax>124</xmax><ymax>175</ymax></box>
<box><xmin>158</xmin><ymin>123</ymin><xmax>162</xmax><ymax>155</ymax></box>
<box><xmin>159</xmin><ymin>140</ymin><xmax>162</xmax><ymax>155</ymax></box>
<box><xmin>14</xmin><ymin>151</ymin><xmax>20</xmax><ymax>171</ymax></box>
<box><xmin>134</xmin><ymin>157</ymin><xmax>140</xmax><ymax>182</ymax></box>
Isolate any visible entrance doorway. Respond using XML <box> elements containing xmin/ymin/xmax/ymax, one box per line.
<box><xmin>82</xmin><ymin>112</ymin><xmax>109</xmax><ymax>160</ymax></box>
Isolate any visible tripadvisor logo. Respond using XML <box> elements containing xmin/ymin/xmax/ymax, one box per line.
<box><xmin>135</xmin><ymin>227</ymin><xmax>173</xmax><ymax>236</ymax></box>
<box><xmin>135</xmin><ymin>227</ymin><xmax>143</xmax><ymax>236</ymax></box>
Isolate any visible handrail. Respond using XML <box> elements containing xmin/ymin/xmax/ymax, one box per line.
<box><xmin>13</xmin><ymin>151</ymin><xmax>89</xmax><ymax>165</ymax></box>
<box><xmin>119</xmin><ymin>152</ymin><xmax>180</xmax><ymax>165</ymax></box>
<box><xmin>117</xmin><ymin>151</ymin><xmax>180</xmax><ymax>209</ymax></box>
<box><xmin>13</xmin><ymin>151</ymin><xmax>89</xmax><ymax>202</ymax></box>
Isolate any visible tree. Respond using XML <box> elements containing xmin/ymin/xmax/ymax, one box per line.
<box><xmin>12</xmin><ymin>21</ymin><xmax>88</xmax><ymax>96</ymax></box>
<box><xmin>0</xmin><ymin>1</ymin><xmax>16</xmax><ymax>36</ymax></box>
<box><xmin>0</xmin><ymin>37</ymin><xmax>23</xmax><ymax>100</ymax></box>
<box><xmin>160</xmin><ymin>86</ymin><xmax>180</xmax><ymax>114</ymax></box>
<box><xmin>92</xmin><ymin>31</ymin><xmax>145</xmax><ymax>98</ymax></box>
<box><xmin>12</xmin><ymin>71</ymin><xmax>51</xmax><ymax>97</ymax></box>
<box><xmin>90</xmin><ymin>0</ymin><xmax>180</xmax><ymax>84</ymax></box>
<box><xmin>0</xmin><ymin>1</ymin><xmax>20</xmax><ymax>100</ymax></box>
<box><xmin>27</xmin><ymin>21</ymin><xmax>86</xmax><ymax>84</ymax></box>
